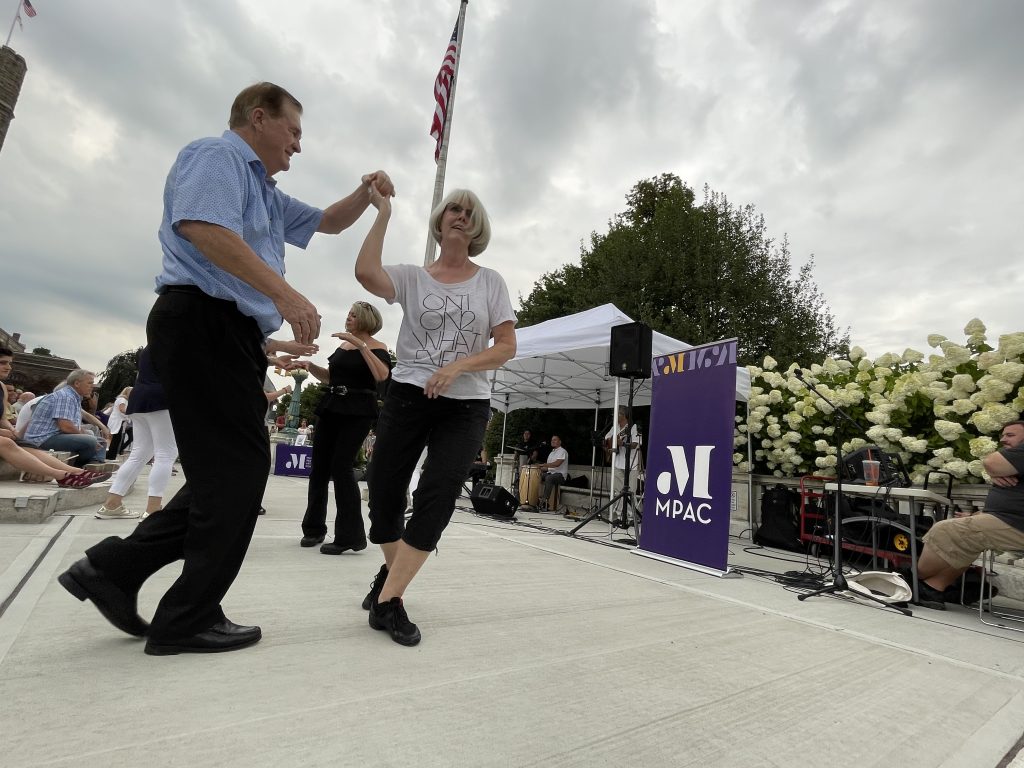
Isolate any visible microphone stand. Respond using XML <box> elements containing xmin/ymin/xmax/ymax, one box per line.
<box><xmin>794</xmin><ymin>371</ymin><xmax>911</xmax><ymax>616</ymax></box>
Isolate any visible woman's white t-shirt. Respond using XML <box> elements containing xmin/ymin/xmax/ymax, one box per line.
<box><xmin>383</xmin><ymin>263</ymin><xmax>517</xmax><ymax>399</ymax></box>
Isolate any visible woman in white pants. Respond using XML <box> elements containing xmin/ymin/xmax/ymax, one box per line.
<box><xmin>97</xmin><ymin>348</ymin><xmax>178</xmax><ymax>520</ymax></box>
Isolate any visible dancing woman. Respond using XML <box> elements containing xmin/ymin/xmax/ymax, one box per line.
<box><xmin>354</xmin><ymin>187</ymin><xmax>516</xmax><ymax>646</ymax></box>
<box><xmin>296</xmin><ymin>302</ymin><xmax>392</xmax><ymax>554</ymax></box>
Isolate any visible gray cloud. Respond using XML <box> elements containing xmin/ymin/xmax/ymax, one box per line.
<box><xmin>1</xmin><ymin>0</ymin><xmax>1022</xmax><ymax>383</ymax></box>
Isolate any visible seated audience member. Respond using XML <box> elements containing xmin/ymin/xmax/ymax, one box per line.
<box><xmin>0</xmin><ymin>348</ymin><xmax>109</xmax><ymax>487</ymax></box>
<box><xmin>3</xmin><ymin>383</ymin><xmax>17</xmax><ymax>423</ymax></box>
<box><xmin>21</xmin><ymin>370</ymin><xmax>109</xmax><ymax>467</ymax></box>
<box><xmin>13</xmin><ymin>391</ymin><xmax>35</xmax><ymax>415</ymax></box>
<box><xmin>537</xmin><ymin>435</ymin><xmax>569</xmax><ymax>511</ymax></box>
<box><xmin>915</xmin><ymin>421</ymin><xmax>1024</xmax><ymax>609</ymax></box>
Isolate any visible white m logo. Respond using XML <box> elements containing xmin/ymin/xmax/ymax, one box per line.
<box><xmin>656</xmin><ymin>445</ymin><xmax>714</xmax><ymax>499</ymax></box>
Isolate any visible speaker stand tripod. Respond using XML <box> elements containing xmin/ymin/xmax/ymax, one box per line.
<box><xmin>794</xmin><ymin>372</ymin><xmax>911</xmax><ymax>616</ymax></box>
<box><xmin>566</xmin><ymin>377</ymin><xmax>642</xmax><ymax>544</ymax></box>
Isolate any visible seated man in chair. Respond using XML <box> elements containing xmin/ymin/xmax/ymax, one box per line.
<box><xmin>537</xmin><ymin>435</ymin><xmax>568</xmax><ymax>511</ymax></box>
<box><xmin>915</xmin><ymin>420</ymin><xmax>1024</xmax><ymax>610</ymax></box>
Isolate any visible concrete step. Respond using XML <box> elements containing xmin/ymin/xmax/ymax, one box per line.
<box><xmin>0</xmin><ymin>478</ymin><xmax>112</xmax><ymax>523</ymax></box>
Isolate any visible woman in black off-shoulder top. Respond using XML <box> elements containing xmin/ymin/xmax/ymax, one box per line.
<box><xmin>294</xmin><ymin>301</ymin><xmax>392</xmax><ymax>554</ymax></box>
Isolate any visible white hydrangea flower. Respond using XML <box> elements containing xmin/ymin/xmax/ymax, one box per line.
<box><xmin>811</xmin><ymin>425</ymin><xmax>824</xmax><ymax>434</ymax></box>
<box><xmin>785</xmin><ymin>377</ymin><xmax>806</xmax><ymax>394</ymax></box>
<box><xmin>847</xmin><ymin>437</ymin><xmax>868</xmax><ymax>451</ymax></box>
<box><xmin>968</xmin><ymin>459</ymin><xmax>985</xmax><ymax>478</ymax></box>
<box><xmin>865</xmin><ymin>426</ymin><xmax>887</xmax><ymax>444</ymax></box>
<box><xmin>989</xmin><ymin>362</ymin><xmax>1024</xmax><ymax>385</ymax></box>
<box><xmin>747</xmin><ymin>366</ymin><xmax>763</xmax><ymax>378</ymax></box>
<box><xmin>969</xmin><ymin>403</ymin><xmax>1020</xmax><ymax>434</ymax></box>
<box><xmin>968</xmin><ymin>436</ymin><xmax>998</xmax><ymax>458</ymax></box>
<box><xmin>783</xmin><ymin>412</ymin><xmax>803</xmax><ymax>430</ymax></box>
<box><xmin>822</xmin><ymin>358</ymin><xmax>841</xmax><ymax>375</ymax></box>
<box><xmin>934</xmin><ymin>420</ymin><xmax>966</xmax><ymax>441</ymax></box>
<box><xmin>836</xmin><ymin>359</ymin><xmax>854</xmax><ymax>372</ymax></box>
<box><xmin>902</xmin><ymin>348</ymin><xmax>925</xmax><ymax>364</ymax></box>
<box><xmin>873</xmin><ymin>367</ymin><xmax>894</xmax><ymax>379</ymax></box>
<box><xmin>762</xmin><ymin>439</ymin><xmax>773</xmax><ymax>448</ymax></box>
<box><xmin>752</xmin><ymin>405</ymin><xmax>770</xmax><ymax>418</ymax></box>
<box><xmin>933</xmin><ymin>447</ymin><xmax>955</xmax><ymax>461</ymax></box>
<box><xmin>849</xmin><ymin>346</ymin><xmax>866</xmax><ymax>361</ymax></box>
<box><xmin>998</xmin><ymin>333</ymin><xmax>1024</xmax><ymax>360</ymax></box>
<box><xmin>964</xmin><ymin>318</ymin><xmax>986</xmax><ymax>336</ymax></box>
<box><xmin>737</xmin><ymin>461</ymin><xmax>751</xmax><ymax>473</ymax></box>
<box><xmin>815</xmin><ymin>455</ymin><xmax>838</xmax><ymax>468</ymax></box>
<box><xmin>813</xmin><ymin>439</ymin><xmax>829</xmax><ymax>452</ymax></box>
<box><xmin>773</xmin><ymin>470</ymin><xmax>783</xmax><ymax>477</ymax></box>
<box><xmin>951</xmin><ymin>398</ymin><xmax>978</xmax><ymax>415</ymax></box>
<box><xmin>951</xmin><ymin>374</ymin><xmax>976</xmax><ymax>392</ymax></box>
<box><xmin>976</xmin><ymin>351</ymin><xmax>1003</xmax><ymax>371</ymax></box>
<box><xmin>769</xmin><ymin>389</ymin><xmax>784</xmax><ymax>404</ymax></box>
<box><xmin>733</xmin><ymin>452</ymin><xmax>744</xmax><ymax>464</ymax></box>
<box><xmin>934</xmin><ymin>404</ymin><xmax>954</xmax><ymax>418</ymax></box>
<box><xmin>855</xmin><ymin>371</ymin><xmax>872</xmax><ymax>384</ymax></box>
<box><xmin>899</xmin><ymin>436</ymin><xmax>929</xmax><ymax>452</ymax></box>
<box><xmin>865</xmin><ymin>410</ymin><xmax>890</xmax><ymax>426</ymax></box>
<box><xmin>857</xmin><ymin>358</ymin><xmax>873</xmax><ymax>372</ymax></box>
<box><xmin>766</xmin><ymin>415</ymin><xmax>778</xmax><ymax>424</ymax></box>
<box><xmin>927</xmin><ymin>334</ymin><xmax>947</xmax><ymax>348</ymax></box>
<box><xmin>784</xmin><ymin>430</ymin><xmax>802</xmax><ymax>444</ymax></box>
<box><xmin>766</xmin><ymin>424</ymin><xmax>782</xmax><ymax>438</ymax></box>
<box><xmin>939</xmin><ymin>341</ymin><xmax>972</xmax><ymax>367</ymax></box>
<box><xmin>823</xmin><ymin>426</ymin><xmax>835</xmax><ymax>436</ymax></box>
<box><xmin>763</xmin><ymin>355</ymin><xmax>777</xmax><ymax>370</ymax></box>
<box><xmin>883</xmin><ymin>427</ymin><xmax>903</xmax><ymax>442</ymax></box>
<box><xmin>943</xmin><ymin>459</ymin><xmax>970</xmax><ymax>479</ymax></box>
<box><xmin>868</xmin><ymin>380</ymin><xmax>887</xmax><ymax>394</ymax></box>
<box><xmin>738</xmin><ymin>424</ymin><xmax>748</xmax><ymax>433</ymax></box>
<box><xmin>815</xmin><ymin>398</ymin><xmax>834</xmax><ymax>415</ymax></box>
<box><xmin>809</xmin><ymin>363</ymin><xmax>823</xmax><ymax>375</ymax></box>
<box><xmin>734</xmin><ymin>434</ymin><xmax>748</xmax><ymax>447</ymax></box>
<box><xmin>874</xmin><ymin>352</ymin><xmax>898</xmax><ymax>368</ymax></box>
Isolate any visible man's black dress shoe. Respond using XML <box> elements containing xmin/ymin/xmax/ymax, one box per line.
<box><xmin>320</xmin><ymin>540</ymin><xmax>368</xmax><ymax>555</ymax></box>
<box><xmin>144</xmin><ymin>619</ymin><xmax>262</xmax><ymax>656</ymax></box>
<box><xmin>300</xmin><ymin>534</ymin><xmax>326</xmax><ymax>547</ymax></box>
<box><xmin>58</xmin><ymin>557</ymin><xmax>149</xmax><ymax>637</ymax></box>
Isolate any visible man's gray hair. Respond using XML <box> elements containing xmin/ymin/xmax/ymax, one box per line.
<box><xmin>65</xmin><ymin>369</ymin><xmax>94</xmax><ymax>385</ymax></box>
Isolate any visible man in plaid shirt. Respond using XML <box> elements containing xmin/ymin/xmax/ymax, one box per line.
<box><xmin>22</xmin><ymin>370</ymin><xmax>109</xmax><ymax>467</ymax></box>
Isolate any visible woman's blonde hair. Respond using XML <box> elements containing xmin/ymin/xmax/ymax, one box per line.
<box><xmin>351</xmin><ymin>301</ymin><xmax>383</xmax><ymax>335</ymax></box>
<box><xmin>429</xmin><ymin>189</ymin><xmax>491</xmax><ymax>257</ymax></box>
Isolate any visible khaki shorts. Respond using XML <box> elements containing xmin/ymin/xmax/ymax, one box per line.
<box><xmin>923</xmin><ymin>513</ymin><xmax>1024</xmax><ymax>569</ymax></box>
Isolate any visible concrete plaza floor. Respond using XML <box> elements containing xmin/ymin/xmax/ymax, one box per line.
<box><xmin>3</xmin><ymin>469</ymin><xmax>1024</xmax><ymax>767</ymax></box>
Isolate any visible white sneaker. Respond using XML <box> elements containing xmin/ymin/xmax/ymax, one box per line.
<box><xmin>95</xmin><ymin>504</ymin><xmax>140</xmax><ymax>520</ymax></box>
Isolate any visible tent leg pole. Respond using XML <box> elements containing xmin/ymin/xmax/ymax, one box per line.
<box><xmin>746</xmin><ymin>400</ymin><xmax>754</xmax><ymax>535</ymax></box>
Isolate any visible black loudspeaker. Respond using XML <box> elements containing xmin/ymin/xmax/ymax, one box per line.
<box><xmin>470</xmin><ymin>483</ymin><xmax>518</xmax><ymax>518</ymax></box>
<box><xmin>841</xmin><ymin>446</ymin><xmax>910</xmax><ymax>487</ymax></box>
<box><xmin>609</xmin><ymin>322</ymin><xmax>653</xmax><ymax>378</ymax></box>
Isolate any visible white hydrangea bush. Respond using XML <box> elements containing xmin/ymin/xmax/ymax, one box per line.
<box><xmin>736</xmin><ymin>320</ymin><xmax>1024</xmax><ymax>485</ymax></box>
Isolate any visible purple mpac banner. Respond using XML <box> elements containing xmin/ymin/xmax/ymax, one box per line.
<box><xmin>274</xmin><ymin>443</ymin><xmax>313</xmax><ymax>477</ymax></box>
<box><xmin>637</xmin><ymin>339</ymin><xmax>738</xmax><ymax>575</ymax></box>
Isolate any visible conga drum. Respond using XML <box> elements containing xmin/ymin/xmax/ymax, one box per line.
<box><xmin>519</xmin><ymin>466</ymin><xmax>541</xmax><ymax>506</ymax></box>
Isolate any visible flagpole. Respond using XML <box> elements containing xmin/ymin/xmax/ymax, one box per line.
<box><xmin>5</xmin><ymin>1</ymin><xmax>22</xmax><ymax>47</ymax></box>
<box><xmin>423</xmin><ymin>0</ymin><xmax>469</xmax><ymax>267</ymax></box>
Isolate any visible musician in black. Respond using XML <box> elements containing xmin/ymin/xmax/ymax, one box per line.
<box><xmin>294</xmin><ymin>302</ymin><xmax>392</xmax><ymax>554</ymax></box>
<box><xmin>517</xmin><ymin>429</ymin><xmax>539</xmax><ymax>468</ymax></box>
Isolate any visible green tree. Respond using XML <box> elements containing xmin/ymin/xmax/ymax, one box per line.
<box><xmin>518</xmin><ymin>174</ymin><xmax>849</xmax><ymax>367</ymax></box>
<box><xmin>96</xmin><ymin>347</ymin><xmax>142</xmax><ymax>407</ymax></box>
<box><xmin>31</xmin><ymin>347</ymin><xmax>51</xmax><ymax>356</ymax></box>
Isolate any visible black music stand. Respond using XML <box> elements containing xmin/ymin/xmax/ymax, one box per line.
<box><xmin>794</xmin><ymin>372</ymin><xmax>911</xmax><ymax>616</ymax></box>
<box><xmin>505</xmin><ymin>445</ymin><xmax>528</xmax><ymax>496</ymax></box>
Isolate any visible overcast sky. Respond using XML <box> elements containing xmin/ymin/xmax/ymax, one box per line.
<box><xmin>2</xmin><ymin>0</ymin><xmax>1022</xmax><ymax>389</ymax></box>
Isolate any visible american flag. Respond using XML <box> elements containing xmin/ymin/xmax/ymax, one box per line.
<box><xmin>430</xmin><ymin>23</ymin><xmax>459</xmax><ymax>162</ymax></box>
<box><xmin>22</xmin><ymin>0</ymin><xmax>37</xmax><ymax>18</ymax></box>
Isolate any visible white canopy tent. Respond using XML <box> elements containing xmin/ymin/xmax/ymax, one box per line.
<box><xmin>489</xmin><ymin>303</ymin><xmax>750</xmax><ymax>413</ymax></box>
<box><xmin>487</xmin><ymin>304</ymin><xmax>752</xmax><ymax>519</ymax></box>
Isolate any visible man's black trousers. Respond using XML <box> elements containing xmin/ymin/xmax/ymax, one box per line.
<box><xmin>87</xmin><ymin>288</ymin><xmax>270</xmax><ymax>642</ymax></box>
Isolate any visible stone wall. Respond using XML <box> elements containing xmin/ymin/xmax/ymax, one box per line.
<box><xmin>0</xmin><ymin>45</ymin><xmax>28</xmax><ymax>153</ymax></box>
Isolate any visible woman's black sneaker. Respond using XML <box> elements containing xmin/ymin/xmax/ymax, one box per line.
<box><xmin>361</xmin><ymin>564</ymin><xmax>389</xmax><ymax>610</ymax></box>
<box><xmin>320</xmin><ymin>541</ymin><xmax>368</xmax><ymax>555</ymax></box>
<box><xmin>368</xmin><ymin>597</ymin><xmax>421</xmax><ymax>646</ymax></box>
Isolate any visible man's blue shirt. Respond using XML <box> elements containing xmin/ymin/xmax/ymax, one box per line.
<box><xmin>23</xmin><ymin>387</ymin><xmax>83</xmax><ymax>446</ymax></box>
<box><xmin>155</xmin><ymin>130</ymin><xmax>323</xmax><ymax>337</ymax></box>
